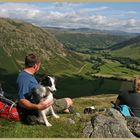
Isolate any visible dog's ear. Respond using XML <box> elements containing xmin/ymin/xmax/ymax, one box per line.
<box><xmin>35</xmin><ymin>74</ymin><xmax>47</xmax><ymax>83</ymax></box>
<box><xmin>40</xmin><ymin>75</ymin><xmax>48</xmax><ymax>82</ymax></box>
<box><xmin>48</xmin><ymin>76</ymin><xmax>56</xmax><ymax>83</ymax></box>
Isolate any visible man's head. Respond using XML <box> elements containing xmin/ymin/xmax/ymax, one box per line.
<box><xmin>25</xmin><ymin>53</ymin><xmax>41</xmax><ymax>72</ymax></box>
<box><xmin>133</xmin><ymin>77</ymin><xmax>140</xmax><ymax>93</ymax></box>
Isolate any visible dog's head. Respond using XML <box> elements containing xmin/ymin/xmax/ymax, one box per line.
<box><xmin>32</xmin><ymin>76</ymin><xmax>56</xmax><ymax>104</ymax></box>
<box><xmin>40</xmin><ymin>76</ymin><xmax>56</xmax><ymax>92</ymax></box>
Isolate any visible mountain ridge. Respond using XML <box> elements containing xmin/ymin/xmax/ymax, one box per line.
<box><xmin>43</xmin><ymin>26</ymin><xmax>140</xmax><ymax>36</ymax></box>
<box><xmin>45</xmin><ymin>27</ymin><xmax>136</xmax><ymax>53</ymax></box>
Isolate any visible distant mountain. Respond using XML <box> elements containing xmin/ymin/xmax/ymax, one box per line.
<box><xmin>111</xmin><ymin>36</ymin><xmax>140</xmax><ymax>60</ymax></box>
<box><xmin>0</xmin><ymin>18</ymin><xmax>83</xmax><ymax>93</ymax></box>
<box><xmin>44</xmin><ymin>27</ymin><xmax>101</xmax><ymax>33</ymax></box>
<box><xmin>45</xmin><ymin>27</ymin><xmax>136</xmax><ymax>53</ymax></box>
<box><xmin>44</xmin><ymin>26</ymin><xmax>139</xmax><ymax>36</ymax></box>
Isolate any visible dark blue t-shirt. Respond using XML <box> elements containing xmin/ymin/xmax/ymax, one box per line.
<box><xmin>16</xmin><ymin>71</ymin><xmax>38</xmax><ymax>101</ymax></box>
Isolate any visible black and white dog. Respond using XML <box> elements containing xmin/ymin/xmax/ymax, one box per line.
<box><xmin>32</xmin><ymin>76</ymin><xmax>59</xmax><ymax>127</ymax></box>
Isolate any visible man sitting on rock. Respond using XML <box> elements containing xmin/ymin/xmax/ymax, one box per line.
<box><xmin>115</xmin><ymin>77</ymin><xmax>140</xmax><ymax>117</ymax></box>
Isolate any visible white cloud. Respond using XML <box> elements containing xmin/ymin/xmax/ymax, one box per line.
<box><xmin>0</xmin><ymin>3</ymin><xmax>41</xmax><ymax>18</ymax></box>
<box><xmin>0</xmin><ymin>3</ymin><xmax>140</xmax><ymax>33</ymax></box>
<box><xmin>126</xmin><ymin>19</ymin><xmax>136</xmax><ymax>27</ymax></box>
<box><xmin>125</xmin><ymin>11</ymin><xmax>137</xmax><ymax>14</ymax></box>
<box><xmin>79</xmin><ymin>6</ymin><xmax>109</xmax><ymax>13</ymax></box>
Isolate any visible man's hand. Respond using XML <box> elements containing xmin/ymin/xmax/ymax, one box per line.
<box><xmin>19</xmin><ymin>98</ymin><xmax>54</xmax><ymax>110</ymax></box>
<box><xmin>37</xmin><ymin>99</ymin><xmax>54</xmax><ymax>110</ymax></box>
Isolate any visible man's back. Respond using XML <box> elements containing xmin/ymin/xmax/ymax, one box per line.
<box><xmin>17</xmin><ymin>71</ymin><xmax>38</xmax><ymax>100</ymax></box>
<box><xmin>118</xmin><ymin>91</ymin><xmax>140</xmax><ymax>117</ymax></box>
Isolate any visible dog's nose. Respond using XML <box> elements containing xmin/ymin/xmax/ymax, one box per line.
<box><xmin>53</xmin><ymin>89</ymin><xmax>56</xmax><ymax>92</ymax></box>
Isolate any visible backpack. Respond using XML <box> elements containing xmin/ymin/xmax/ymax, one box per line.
<box><xmin>111</xmin><ymin>101</ymin><xmax>134</xmax><ymax>117</ymax></box>
<box><xmin>0</xmin><ymin>84</ymin><xmax>20</xmax><ymax>121</ymax></box>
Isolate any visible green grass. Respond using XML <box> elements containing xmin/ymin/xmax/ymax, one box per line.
<box><xmin>0</xmin><ymin>115</ymin><xmax>83</xmax><ymax>138</ymax></box>
<box><xmin>0</xmin><ymin>94</ymin><xmax>116</xmax><ymax>138</ymax></box>
<box><xmin>56</xmin><ymin>75</ymin><xmax>101</xmax><ymax>98</ymax></box>
<box><xmin>112</xmin><ymin>44</ymin><xmax>140</xmax><ymax>60</ymax></box>
<box><xmin>99</xmin><ymin>59</ymin><xmax>140</xmax><ymax>79</ymax></box>
<box><xmin>57</xmin><ymin>75</ymin><xmax>134</xmax><ymax>99</ymax></box>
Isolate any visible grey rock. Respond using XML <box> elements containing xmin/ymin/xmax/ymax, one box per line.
<box><xmin>105</xmin><ymin>108</ymin><xmax>127</xmax><ymax>124</ymax></box>
<box><xmin>126</xmin><ymin>116</ymin><xmax>140</xmax><ymax>137</ymax></box>
<box><xmin>75</xmin><ymin>112</ymin><xmax>81</xmax><ymax>118</ymax></box>
<box><xmin>83</xmin><ymin>108</ymin><xmax>135</xmax><ymax>138</ymax></box>
<box><xmin>83</xmin><ymin>121</ymin><xmax>93</xmax><ymax>137</ymax></box>
<box><xmin>91</xmin><ymin>114</ymin><xmax>134</xmax><ymax>138</ymax></box>
<box><xmin>67</xmin><ymin>118</ymin><xmax>76</xmax><ymax>124</ymax></box>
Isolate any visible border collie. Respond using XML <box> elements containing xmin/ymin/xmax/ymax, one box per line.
<box><xmin>32</xmin><ymin>76</ymin><xmax>59</xmax><ymax>127</ymax></box>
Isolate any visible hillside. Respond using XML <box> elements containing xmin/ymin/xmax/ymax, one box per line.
<box><xmin>0</xmin><ymin>17</ymin><xmax>83</xmax><ymax>93</ymax></box>
<box><xmin>111</xmin><ymin>36</ymin><xmax>140</xmax><ymax>60</ymax></box>
<box><xmin>1</xmin><ymin>18</ymin><xmax>140</xmax><ymax>138</ymax></box>
<box><xmin>45</xmin><ymin>27</ymin><xmax>134</xmax><ymax>53</ymax></box>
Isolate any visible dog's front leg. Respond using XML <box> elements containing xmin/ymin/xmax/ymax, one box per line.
<box><xmin>41</xmin><ymin>111</ymin><xmax>52</xmax><ymax>127</ymax></box>
<box><xmin>50</xmin><ymin>106</ymin><xmax>60</xmax><ymax>118</ymax></box>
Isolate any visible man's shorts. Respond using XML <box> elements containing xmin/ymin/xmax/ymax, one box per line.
<box><xmin>52</xmin><ymin>98</ymin><xmax>68</xmax><ymax>113</ymax></box>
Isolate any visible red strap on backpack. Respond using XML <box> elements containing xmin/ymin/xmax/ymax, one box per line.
<box><xmin>0</xmin><ymin>101</ymin><xmax>20</xmax><ymax>121</ymax></box>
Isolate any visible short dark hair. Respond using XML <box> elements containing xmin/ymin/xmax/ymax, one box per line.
<box><xmin>25</xmin><ymin>53</ymin><xmax>40</xmax><ymax>68</ymax></box>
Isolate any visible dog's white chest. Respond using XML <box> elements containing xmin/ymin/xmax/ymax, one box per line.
<box><xmin>46</xmin><ymin>93</ymin><xmax>53</xmax><ymax>100</ymax></box>
<box><xmin>41</xmin><ymin>93</ymin><xmax>53</xmax><ymax>113</ymax></box>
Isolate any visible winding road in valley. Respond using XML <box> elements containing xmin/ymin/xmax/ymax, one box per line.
<box><xmin>76</xmin><ymin>63</ymin><xmax>88</xmax><ymax>74</ymax></box>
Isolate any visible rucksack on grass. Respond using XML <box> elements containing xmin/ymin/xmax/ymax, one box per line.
<box><xmin>0</xmin><ymin>83</ymin><xmax>20</xmax><ymax>121</ymax></box>
<box><xmin>111</xmin><ymin>101</ymin><xmax>135</xmax><ymax>117</ymax></box>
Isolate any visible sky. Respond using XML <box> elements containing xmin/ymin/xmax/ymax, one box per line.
<box><xmin>0</xmin><ymin>2</ymin><xmax>140</xmax><ymax>33</ymax></box>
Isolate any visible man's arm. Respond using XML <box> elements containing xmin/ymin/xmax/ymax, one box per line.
<box><xmin>115</xmin><ymin>90</ymin><xmax>128</xmax><ymax>105</ymax></box>
<box><xmin>19</xmin><ymin>98</ymin><xmax>54</xmax><ymax>110</ymax></box>
<box><xmin>115</xmin><ymin>98</ymin><xmax>121</xmax><ymax>105</ymax></box>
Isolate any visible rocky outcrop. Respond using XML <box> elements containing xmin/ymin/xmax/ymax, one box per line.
<box><xmin>83</xmin><ymin>108</ymin><xmax>137</xmax><ymax>138</ymax></box>
<box><xmin>127</xmin><ymin>116</ymin><xmax>140</xmax><ymax>137</ymax></box>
